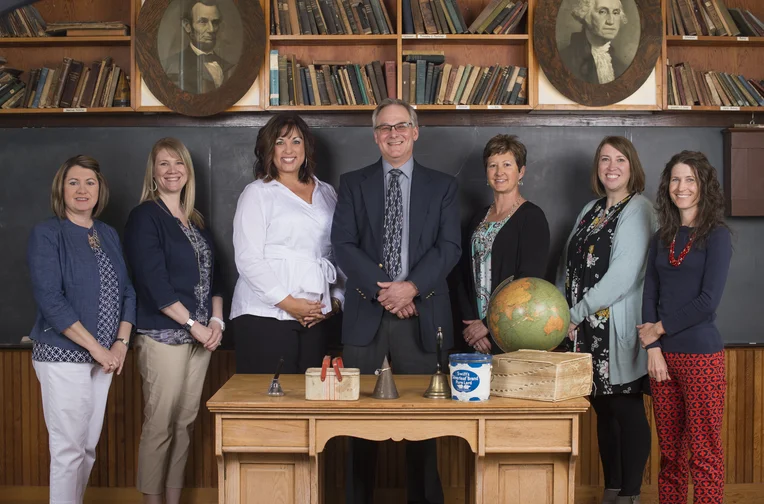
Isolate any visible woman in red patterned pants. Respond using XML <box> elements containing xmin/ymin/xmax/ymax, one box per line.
<box><xmin>638</xmin><ymin>151</ymin><xmax>732</xmax><ymax>504</ymax></box>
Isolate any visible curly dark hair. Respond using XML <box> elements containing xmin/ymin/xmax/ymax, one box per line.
<box><xmin>656</xmin><ymin>150</ymin><xmax>728</xmax><ymax>248</ymax></box>
<box><xmin>254</xmin><ymin>112</ymin><xmax>315</xmax><ymax>183</ymax></box>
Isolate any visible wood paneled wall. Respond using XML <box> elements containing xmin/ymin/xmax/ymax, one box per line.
<box><xmin>2</xmin><ymin>348</ymin><xmax>763</xmax><ymax>495</ymax></box>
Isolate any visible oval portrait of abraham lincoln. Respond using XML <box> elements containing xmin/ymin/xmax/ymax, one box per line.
<box><xmin>556</xmin><ymin>0</ymin><xmax>640</xmax><ymax>85</ymax></box>
<box><xmin>158</xmin><ymin>0</ymin><xmax>243</xmax><ymax>95</ymax></box>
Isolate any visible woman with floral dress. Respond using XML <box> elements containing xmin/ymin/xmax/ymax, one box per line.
<box><xmin>557</xmin><ymin>136</ymin><xmax>656</xmax><ymax>504</ymax></box>
<box><xmin>457</xmin><ymin>134</ymin><xmax>550</xmax><ymax>354</ymax></box>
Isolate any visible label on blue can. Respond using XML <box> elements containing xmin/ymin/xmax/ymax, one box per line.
<box><xmin>451</xmin><ymin>369</ymin><xmax>480</xmax><ymax>393</ymax></box>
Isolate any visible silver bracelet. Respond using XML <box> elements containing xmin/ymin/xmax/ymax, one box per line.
<box><xmin>209</xmin><ymin>316</ymin><xmax>226</xmax><ymax>331</ymax></box>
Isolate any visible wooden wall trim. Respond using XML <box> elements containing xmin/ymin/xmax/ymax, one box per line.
<box><xmin>2</xmin><ymin>348</ymin><xmax>763</xmax><ymax>496</ymax></box>
<box><xmin>0</xmin><ymin>110</ymin><xmax>758</xmax><ymax>129</ymax></box>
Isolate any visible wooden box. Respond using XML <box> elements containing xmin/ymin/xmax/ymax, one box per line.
<box><xmin>490</xmin><ymin>350</ymin><xmax>592</xmax><ymax>402</ymax></box>
<box><xmin>305</xmin><ymin>368</ymin><xmax>360</xmax><ymax>401</ymax></box>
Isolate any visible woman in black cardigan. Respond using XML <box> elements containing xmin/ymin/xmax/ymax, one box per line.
<box><xmin>458</xmin><ymin>134</ymin><xmax>550</xmax><ymax>353</ymax></box>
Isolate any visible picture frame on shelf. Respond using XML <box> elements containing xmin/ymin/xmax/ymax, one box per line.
<box><xmin>136</xmin><ymin>0</ymin><xmax>265</xmax><ymax>116</ymax></box>
<box><xmin>533</xmin><ymin>0</ymin><xmax>662</xmax><ymax>107</ymax></box>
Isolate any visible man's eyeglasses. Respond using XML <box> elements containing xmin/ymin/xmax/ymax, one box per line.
<box><xmin>374</xmin><ymin>122</ymin><xmax>413</xmax><ymax>134</ymax></box>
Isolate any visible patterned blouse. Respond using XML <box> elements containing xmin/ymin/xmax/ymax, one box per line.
<box><xmin>563</xmin><ymin>194</ymin><xmax>645</xmax><ymax>396</ymax></box>
<box><xmin>471</xmin><ymin>209</ymin><xmax>513</xmax><ymax>320</ymax></box>
<box><xmin>32</xmin><ymin>228</ymin><xmax>120</xmax><ymax>363</ymax></box>
<box><xmin>139</xmin><ymin>219</ymin><xmax>211</xmax><ymax>345</ymax></box>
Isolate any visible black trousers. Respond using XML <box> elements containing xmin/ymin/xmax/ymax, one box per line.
<box><xmin>342</xmin><ymin>312</ymin><xmax>444</xmax><ymax>504</ymax></box>
<box><xmin>232</xmin><ymin>314</ymin><xmax>328</xmax><ymax>374</ymax></box>
<box><xmin>590</xmin><ymin>393</ymin><xmax>651</xmax><ymax>496</ymax></box>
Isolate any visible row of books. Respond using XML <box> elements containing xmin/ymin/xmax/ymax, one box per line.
<box><xmin>403</xmin><ymin>0</ymin><xmax>526</xmax><ymax>35</ymax></box>
<box><xmin>1</xmin><ymin>56</ymin><xmax>130</xmax><ymax>110</ymax></box>
<box><xmin>270</xmin><ymin>51</ymin><xmax>396</xmax><ymax>106</ymax></box>
<box><xmin>271</xmin><ymin>0</ymin><xmax>393</xmax><ymax>35</ymax></box>
<box><xmin>402</xmin><ymin>55</ymin><xmax>527</xmax><ymax>105</ymax></box>
<box><xmin>668</xmin><ymin>0</ymin><xmax>763</xmax><ymax>37</ymax></box>
<box><xmin>0</xmin><ymin>5</ymin><xmax>46</xmax><ymax>37</ymax></box>
<box><xmin>667</xmin><ymin>61</ymin><xmax>764</xmax><ymax>108</ymax></box>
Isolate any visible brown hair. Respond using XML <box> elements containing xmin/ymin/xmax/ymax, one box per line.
<box><xmin>254</xmin><ymin>112</ymin><xmax>315</xmax><ymax>183</ymax></box>
<box><xmin>51</xmin><ymin>155</ymin><xmax>109</xmax><ymax>219</ymax></box>
<box><xmin>656</xmin><ymin>150</ymin><xmax>728</xmax><ymax>248</ymax></box>
<box><xmin>141</xmin><ymin>137</ymin><xmax>204</xmax><ymax>229</ymax></box>
<box><xmin>482</xmin><ymin>134</ymin><xmax>527</xmax><ymax>170</ymax></box>
<box><xmin>590</xmin><ymin>136</ymin><xmax>646</xmax><ymax>196</ymax></box>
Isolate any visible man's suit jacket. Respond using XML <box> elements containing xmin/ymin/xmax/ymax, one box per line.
<box><xmin>165</xmin><ymin>46</ymin><xmax>235</xmax><ymax>94</ymax></box>
<box><xmin>560</xmin><ymin>30</ymin><xmax>628</xmax><ymax>84</ymax></box>
<box><xmin>331</xmin><ymin>159</ymin><xmax>461</xmax><ymax>352</ymax></box>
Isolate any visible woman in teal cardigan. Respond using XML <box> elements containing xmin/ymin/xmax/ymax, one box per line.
<box><xmin>557</xmin><ymin>136</ymin><xmax>657</xmax><ymax>504</ymax></box>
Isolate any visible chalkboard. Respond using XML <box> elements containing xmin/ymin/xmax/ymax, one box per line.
<box><xmin>0</xmin><ymin>125</ymin><xmax>760</xmax><ymax>346</ymax></box>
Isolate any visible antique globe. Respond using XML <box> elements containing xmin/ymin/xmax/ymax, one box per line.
<box><xmin>486</xmin><ymin>277</ymin><xmax>570</xmax><ymax>353</ymax></box>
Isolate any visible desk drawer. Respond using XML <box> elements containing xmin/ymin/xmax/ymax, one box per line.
<box><xmin>485</xmin><ymin>419</ymin><xmax>572</xmax><ymax>452</ymax></box>
<box><xmin>222</xmin><ymin>419</ymin><xmax>309</xmax><ymax>450</ymax></box>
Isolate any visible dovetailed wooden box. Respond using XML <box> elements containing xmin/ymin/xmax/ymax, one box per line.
<box><xmin>490</xmin><ymin>350</ymin><xmax>592</xmax><ymax>402</ymax></box>
<box><xmin>305</xmin><ymin>368</ymin><xmax>360</xmax><ymax>401</ymax></box>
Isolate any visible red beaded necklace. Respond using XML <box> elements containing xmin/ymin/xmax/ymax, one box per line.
<box><xmin>669</xmin><ymin>232</ymin><xmax>695</xmax><ymax>267</ymax></box>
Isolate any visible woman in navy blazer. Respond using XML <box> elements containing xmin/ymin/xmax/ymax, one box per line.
<box><xmin>124</xmin><ymin>138</ymin><xmax>224</xmax><ymax>504</ymax></box>
<box><xmin>28</xmin><ymin>155</ymin><xmax>135</xmax><ymax>504</ymax></box>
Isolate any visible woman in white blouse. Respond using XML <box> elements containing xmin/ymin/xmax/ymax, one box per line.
<box><xmin>231</xmin><ymin>113</ymin><xmax>344</xmax><ymax>373</ymax></box>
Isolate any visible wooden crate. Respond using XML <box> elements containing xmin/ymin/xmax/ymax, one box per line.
<box><xmin>490</xmin><ymin>350</ymin><xmax>592</xmax><ymax>402</ymax></box>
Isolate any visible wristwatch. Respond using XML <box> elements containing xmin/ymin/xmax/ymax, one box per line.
<box><xmin>184</xmin><ymin>318</ymin><xmax>196</xmax><ymax>331</ymax></box>
<box><xmin>115</xmin><ymin>337</ymin><xmax>129</xmax><ymax>346</ymax></box>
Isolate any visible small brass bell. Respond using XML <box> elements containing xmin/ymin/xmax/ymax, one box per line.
<box><xmin>372</xmin><ymin>356</ymin><xmax>399</xmax><ymax>399</ymax></box>
<box><xmin>424</xmin><ymin>327</ymin><xmax>450</xmax><ymax>399</ymax></box>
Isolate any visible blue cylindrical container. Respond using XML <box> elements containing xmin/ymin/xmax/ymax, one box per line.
<box><xmin>449</xmin><ymin>353</ymin><xmax>493</xmax><ymax>401</ymax></box>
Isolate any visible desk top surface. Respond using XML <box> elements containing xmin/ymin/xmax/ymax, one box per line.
<box><xmin>207</xmin><ymin>374</ymin><xmax>589</xmax><ymax>414</ymax></box>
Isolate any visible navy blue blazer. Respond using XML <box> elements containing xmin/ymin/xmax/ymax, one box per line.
<box><xmin>124</xmin><ymin>199</ymin><xmax>223</xmax><ymax>330</ymax></box>
<box><xmin>331</xmin><ymin>159</ymin><xmax>461</xmax><ymax>352</ymax></box>
<box><xmin>28</xmin><ymin>218</ymin><xmax>136</xmax><ymax>351</ymax></box>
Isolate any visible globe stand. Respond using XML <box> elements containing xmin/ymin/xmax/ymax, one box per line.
<box><xmin>424</xmin><ymin>327</ymin><xmax>450</xmax><ymax>399</ymax></box>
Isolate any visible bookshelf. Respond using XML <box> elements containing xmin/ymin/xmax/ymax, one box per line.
<box><xmin>663</xmin><ymin>0</ymin><xmax>764</xmax><ymax>112</ymax></box>
<box><xmin>265</xmin><ymin>0</ymin><xmax>533</xmax><ymax>110</ymax></box>
<box><xmin>0</xmin><ymin>0</ymin><xmax>133</xmax><ymax>113</ymax></box>
<box><xmin>2</xmin><ymin>0</ymin><xmax>764</xmax><ymax>115</ymax></box>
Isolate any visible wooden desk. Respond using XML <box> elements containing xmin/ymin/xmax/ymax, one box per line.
<box><xmin>207</xmin><ymin>374</ymin><xmax>589</xmax><ymax>504</ymax></box>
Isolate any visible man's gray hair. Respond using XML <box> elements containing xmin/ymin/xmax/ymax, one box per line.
<box><xmin>372</xmin><ymin>98</ymin><xmax>418</xmax><ymax>128</ymax></box>
<box><xmin>570</xmin><ymin>0</ymin><xmax>627</xmax><ymax>25</ymax></box>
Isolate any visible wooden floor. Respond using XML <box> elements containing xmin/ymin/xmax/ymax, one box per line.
<box><xmin>1</xmin><ymin>485</ymin><xmax>763</xmax><ymax>504</ymax></box>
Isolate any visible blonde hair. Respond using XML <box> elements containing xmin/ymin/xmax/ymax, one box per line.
<box><xmin>141</xmin><ymin>137</ymin><xmax>204</xmax><ymax>228</ymax></box>
<box><xmin>51</xmin><ymin>155</ymin><xmax>109</xmax><ymax>219</ymax></box>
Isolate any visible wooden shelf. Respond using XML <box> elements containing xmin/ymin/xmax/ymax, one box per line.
<box><xmin>410</xmin><ymin>104</ymin><xmax>531</xmax><ymax>110</ymax></box>
<box><xmin>266</xmin><ymin>105</ymin><xmax>376</xmax><ymax>111</ymax></box>
<box><xmin>269</xmin><ymin>35</ymin><xmax>398</xmax><ymax>45</ymax></box>
<box><xmin>0</xmin><ymin>36</ymin><xmax>131</xmax><ymax>46</ymax></box>
<box><xmin>0</xmin><ymin>107</ymin><xmax>134</xmax><ymax>114</ymax></box>
<box><xmin>401</xmin><ymin>34</ymin><xmax>528</xmax><ymax>45</ymax></box>
<box><xmin>665</xmin><ymin>105</ymin><xmax>763</xmax><ymax>112</ymax></box>
<box><xmin>666</xmin><ymin>35</ymin><xmax>764</xmax><ymax>47</ymax></box>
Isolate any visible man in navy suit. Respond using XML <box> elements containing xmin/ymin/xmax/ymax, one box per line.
<box><xmin>331</xmin><ymin>98</ymin><xmax>461</xmax><ymax>504</ymax></box>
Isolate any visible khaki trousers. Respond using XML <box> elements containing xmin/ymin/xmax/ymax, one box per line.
<box><xmin>135</xmin><ymin>335</ymin><xmax>211</xmax><ymax>495</ymax></box>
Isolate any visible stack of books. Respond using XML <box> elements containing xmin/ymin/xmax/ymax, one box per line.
<box><xmin>14</xmin><ymin>56</ymin><xmax>130</xmax><ymax>110</ymax></box>
<box><xmin>668</xmin><ymin>0</ymin><xmax>764</xmax><ymax>37</ymax></box>
<box><xmin>271</xmin><ymin>0</ymin><xmax>393</xmax><ymax>35</ymax></box>
<box><xmin>45</xmin><ymin>22</ymin><xmax>129</xmax><ymax>37</ymax></box>
<box><xmin>667</xmin><ymin>61</ymin><xmax>764</xmax><ymax>107</ymax></box>
<box><xmin>269</xmin><ymin>50</ymin><xmax>396</xmax><ymax>106</ymax></box>
<box><xmin>0</xmin><ymin>60</ymin><xmax>26</xmax><ymax>109</ymax></box>
<box><xmin>0</xmin><ymin>5</ymin><xmax>47</xmax><ymax>37</ymax></box>
<box><xmin>401</xmin><ymin>0</ymin><xmax>526</xmax><ymax>35</ymax></box>
<box><xmin>401</xmin><ymin>51</ymin><xmax>527</xmax><ymax>106</ymax></box>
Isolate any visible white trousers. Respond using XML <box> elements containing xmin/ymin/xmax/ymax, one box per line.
<box><xmin>33</xmin><ymin>360</ymin><xmax>113</xmax><ymax>504</ymax></box>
